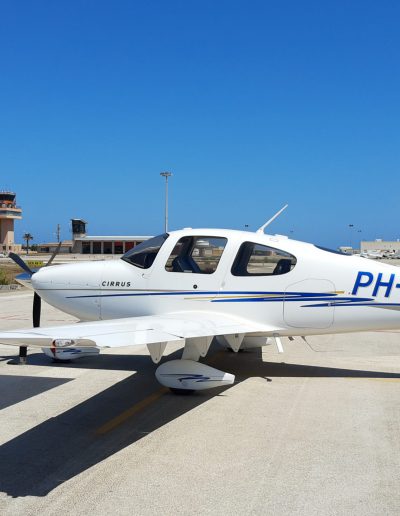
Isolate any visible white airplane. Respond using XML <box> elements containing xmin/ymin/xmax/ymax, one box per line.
<box><xmin>360</xmin><ymin>250</ymin><xmax>384</xmax><ymax>259</ymax></box>
<box><xmin>2</xmin><ymin>208</ymin><xmax>400</xmax><ymax>393</ymax></box>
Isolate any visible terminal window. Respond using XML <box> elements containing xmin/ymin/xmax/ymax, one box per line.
<box><xmin>103</xmin><ymin>242</ymin><xmax>112</xmax><ymax>254</ymax></box>
<box><xmin>114</xmin><ymin>241</ymin><xmax>123</xmax><ymax>254</ymax></box>
<box><xmin>93</xmin><ymin>242</ymin><xmax>101</xmax><ymax>254</ymax></box>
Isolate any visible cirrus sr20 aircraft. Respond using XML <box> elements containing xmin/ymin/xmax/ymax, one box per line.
<box><xmin>2</xmin><ymin>209</ymin><xmax>400</xmax><ymax>393</ymax></box>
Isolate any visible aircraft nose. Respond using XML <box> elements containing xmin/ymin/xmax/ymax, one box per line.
<box><xmin>31</xmin><ymin>266</ymin><xmax>55</xmax><ymax>290</ymax></box>
<box><xmin>31</xmin><ymin>261</ymin><xmax>106</xmax><ymax>320</ymax></box>
<box><xmin>31</xmin><ymin>261</ymin><xmax>105</xmax><ymax>291</ymax></box>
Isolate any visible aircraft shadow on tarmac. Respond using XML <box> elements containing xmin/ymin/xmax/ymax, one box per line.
<box><xmin>0</xmin><ymin>376</ymin><xmax>73</xmax><ymax>410</ymax></box>
<box><xmin>1</xmin><ymin>347</ymin><xmax>400</xmax><ymax>498</ymax></box>
<box><xmin>3</xmin><ymin>350</ymin><xmax>155</xmax><ymax>371</ymax></box>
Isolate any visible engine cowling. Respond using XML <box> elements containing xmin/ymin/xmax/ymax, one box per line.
<box><xmin>155</xmin><ymin>359</ymin><xmax>235</xmax><ymax>391</ymax></box>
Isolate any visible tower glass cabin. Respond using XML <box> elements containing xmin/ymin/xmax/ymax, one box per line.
<box><xmin>0</xmin><ymin>191</ymin><xmax>22</xmax><ymax>253</ymax></box>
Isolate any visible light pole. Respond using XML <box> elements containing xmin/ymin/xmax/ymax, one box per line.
<box><xmin>160</xmin><ymin>171</ymin><xmax>172</xmax><ymax>232</ymax></box>
<box><xmin>56</xmin><ymin>224</ymin><xmax>61</xmax><ymax>243</ymax></box>
<box><xmin>357</xmin><ymin>230</ymin><xmax>362</xmax><ymax>253</ymax></box>
<box><xmin>348</xmin><ymin>224</ymin><xmax>354</xmax><ymax>252</ymax></box>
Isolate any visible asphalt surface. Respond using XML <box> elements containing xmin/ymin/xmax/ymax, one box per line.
<box><xmin>1</xmin><ymin>290</ymin><xmax>400</xmax><ymax>515</ymax></box>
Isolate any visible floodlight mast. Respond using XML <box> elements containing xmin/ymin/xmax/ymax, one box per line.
<box><xmin>160</xmin><ymin>171</ymin><xmax>172</xmax><ymax>233</ymax></box>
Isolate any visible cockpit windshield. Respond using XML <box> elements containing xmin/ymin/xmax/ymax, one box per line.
<box><xmin>122</xmin><ymin>234</ymin><xmax>169</xmax><ymax>269</ymax></box>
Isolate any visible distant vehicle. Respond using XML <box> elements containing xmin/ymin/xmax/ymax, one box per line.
<box><xmin>0</xmin><ymin>252</ymin><xmax>7</xmax><ymax>258</ymax></box>
<box><xmin>360</xmin><ymin>250</ymin><xmax>384</xmax><ymax>259</ymax></box>
<box><xmin>380</xmin><ymin>250</ymin><xmax>400</xmax><ymax>259</ymax></box>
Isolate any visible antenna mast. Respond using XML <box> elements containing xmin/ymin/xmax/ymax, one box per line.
<box><xmin>256</xmin><ymin>204</ymin><xmax>289</xmax><ymax>234</ymax></box>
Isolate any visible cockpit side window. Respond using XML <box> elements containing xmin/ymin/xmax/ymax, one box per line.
<box><xmin>231</xmin><ymin>242</ymin><xmax>296</xmax><ymax>276</ymax></box>
<box><xmin>122</xmin><ymin>234</ymin><xmax>168</xmax><ymax>269</ymax></box>
<box><xmin>165</xmin><ymin>236</ymin><xmax>227</xmax><ymax>274</ymax></box>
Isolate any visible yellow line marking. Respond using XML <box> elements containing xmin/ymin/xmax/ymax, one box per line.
<box><xmin>346</xmin><ymin>377</ymin><xmax>400</xmax><ymax>383</ymax></box>
<box><xmin>96</xmin><ymin>387</ymin><xmax>168</xmax><ymax>436</ymax></box>
<box><xmin>95</xmin><ymin>351</ymin><xmax>226</xmax><ymax>436</ymax></box>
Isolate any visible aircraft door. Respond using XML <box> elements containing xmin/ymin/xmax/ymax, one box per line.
<box><xmin>284</xmin><ymin>279</ymin><xmax>335</xmax><ymax>329</ymax></box>
<box><xmin>151</xmin><ymin>235</ymin><xmax>230</xmax><ymax>305</ymax></box>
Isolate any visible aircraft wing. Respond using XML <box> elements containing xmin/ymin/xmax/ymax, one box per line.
<box><xmin>0</xmin><ymin>311</ymin><xmax>282</xmax><ymax>349</ymax></box>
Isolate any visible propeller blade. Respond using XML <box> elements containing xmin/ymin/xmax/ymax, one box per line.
<box><xmin>11</xmin><ymin>248</ymin><xmax>48</xmax><ymax>363</ymax></box>
<box><xmin>14</xmin><ymin>242</ymin><xmax>61</xmax><ymax>362</ymax></box>
<box><xmin>9</xmin><ymin>252</ymin><xmax>34</xmax><ymax>276</ymax></box>
<box><xmin>46</xmin><ymin>241</ymin><xmax>62</xmax><ymax>267</ymax></box>
<box><xmin>33</xmin><ymin>292</ymin><xmax>41</xmax><ymax>328</ymax></box>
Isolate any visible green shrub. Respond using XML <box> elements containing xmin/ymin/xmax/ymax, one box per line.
<box><xmin>0</xmin><ymin>269</ymin><xmax>10</xmax><ymax>285</ymax></box>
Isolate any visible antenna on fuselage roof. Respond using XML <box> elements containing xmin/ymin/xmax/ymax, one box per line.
<box><xmin>256</xmin><ymin>204</ymin><xmax>288</xmax><ymax>234</ymax></box>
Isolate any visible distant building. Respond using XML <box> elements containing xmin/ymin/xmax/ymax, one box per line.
<box><xmin>72</xmin><ymin>235</ymin><xmax>152</xmax><ymax>254</ymax></box>
<box><xmin>37</xmin><ymin>219</ymin><xmax>151</xmax><ymax>255</ymax></box>
<box><xmin>0</xmin><ymin>191</ymin><xmax>22</xmax><ymax>253</ymax></box>
<box><xmin>70</xmin><ymin>219</ymin><xmax>151</xmax><ymax>254</ymax></box>
<box><xmin>361</xmin><ymin>240</ymin><xmax>400</xmax><ymax>253</ymax></box>
<box><xmin>36</xmin><ymin>241</ymin><xmax>73</xmax><ymax>254</ymax></box>
<box><xmin>71</xmin><ymin>218</ymin><xmax>87</xmax><ymax>238</ymax></box>
<box><xmin>338</xmin><ymin>246</ymin><xmax>354</xmax><ymax>255</ymax></box>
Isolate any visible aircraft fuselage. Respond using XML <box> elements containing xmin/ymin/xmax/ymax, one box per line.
<box><xmin>31</xmin><ymin>228</ymin><xmax>400</xmax><ymax>336</ymax></box>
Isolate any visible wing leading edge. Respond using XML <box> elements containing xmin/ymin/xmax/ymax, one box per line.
<box><xmin>0</xmin><ymin>311</ymin><xmax>282</xmax><ymax>349</ymax></box>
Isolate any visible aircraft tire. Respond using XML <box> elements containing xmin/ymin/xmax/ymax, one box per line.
<box><xmin>169</xmin><ymin>387</ymin><xmax>195</xmax><ymax>395</ymax></box>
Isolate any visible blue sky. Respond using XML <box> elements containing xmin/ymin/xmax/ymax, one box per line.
<box><xmin>0</xmin><ymin>0</ymin><xmax>399</xmax><ymax>248</ymax></box>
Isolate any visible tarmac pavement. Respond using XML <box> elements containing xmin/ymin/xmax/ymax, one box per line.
<box><xmin>0</xmin><ymin>291</ymin><xmax>400</xmax><ymax>515</ymax></box>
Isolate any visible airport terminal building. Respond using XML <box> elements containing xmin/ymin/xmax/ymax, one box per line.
<box><xmin>72</xmin><ymin>235</ymin><xmax>152</xmax><ymax>254</ymax></box>
<box><xmin>37</xmin><ymin>219</ymin><xmax>151</xmax><ymax>255</ymax></box>
<box><xmin>361</xmin><ymin>240</ymin><xmax>400</xmax><ymax>253</ymax></box>
<box><xmin>70</xmin><ymin>219</ymin><xmax>151</xmax><ymax>254</ymax></box>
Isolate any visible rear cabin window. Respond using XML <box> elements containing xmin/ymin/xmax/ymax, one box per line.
<box><xmin>165</xmin><ymin>236</ymin><xmax>227</xmax><ymax>274</ymax></box>
<box><xmin>231</xmin><ymin>242</ymin><xmax>296</xmax><ymax>276</ymax></box>
<box><xmin>122</xmin><ymin>234</ymin><xmax>168</xmax><ymax>269</ymax></box>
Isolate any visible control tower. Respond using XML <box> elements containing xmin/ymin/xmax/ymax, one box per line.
<box><xmin>71</xmin><ymin>219</ymin><xmax>87</xmax><ymax>238</ymax></box>
<box><xmin>0</xmin><ymin>191</ymin><xmax>22</xmax><ymax>253</ymax></box>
